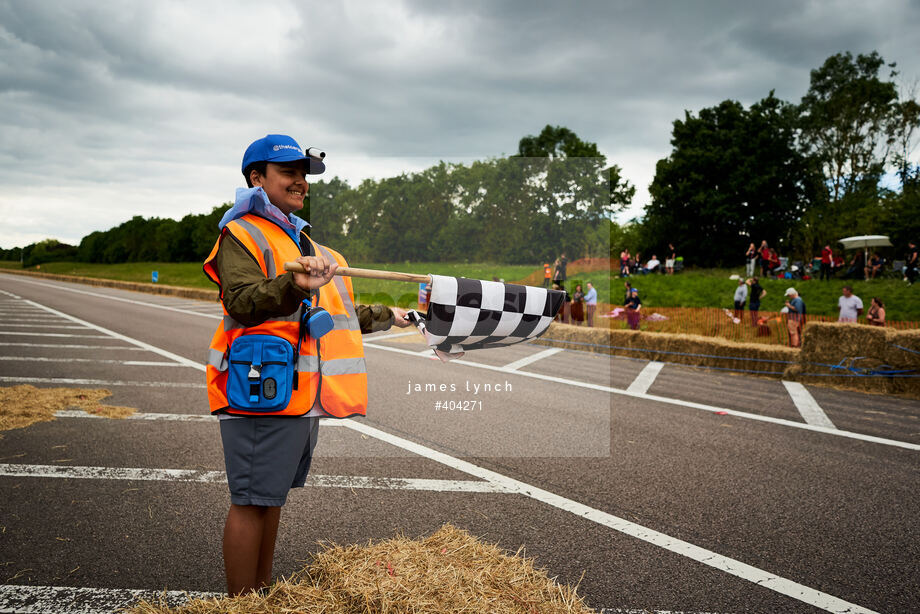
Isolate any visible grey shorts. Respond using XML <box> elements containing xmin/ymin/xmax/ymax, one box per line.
<box><xmin>219</xmin><ymin>416</ymin><xmax>320</xmax><ymax>507</ymax></box>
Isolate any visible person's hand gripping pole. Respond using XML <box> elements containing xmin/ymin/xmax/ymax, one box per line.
<box><xmin>291</xmin><ymin>255</ymin><xmax>338</xmax><ymax>292</ymax></box>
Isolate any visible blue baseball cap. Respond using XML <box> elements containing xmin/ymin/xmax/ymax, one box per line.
<box><xmin>241</xmin><ymin>134</ymin><xmax>325</xmax><ymax>177</ymax></box>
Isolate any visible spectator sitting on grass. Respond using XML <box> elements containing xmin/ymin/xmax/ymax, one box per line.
<box><xmin>837</xmin><ymin>286</ymin><xmax>863</xmax><ymax>323</ymax></box>
<box><xmin>643</xmin><ymin>255</ymin><xmax>660</xmax><ymax>274</ymax></box>
<box><xmin>864</xmin><ymin>252</ymin><xmax>882</xmax><ymax>280</ymax></box>
<box><xmin>866</xmin><ymin>297</ymin><xmax>886</xmax><ymax>326</ymax></box>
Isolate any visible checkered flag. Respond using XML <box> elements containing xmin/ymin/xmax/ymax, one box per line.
<box><xmin>413</xmin><ymin>275</ymin><xmax>565</xmax><ymax>354</ymax></box>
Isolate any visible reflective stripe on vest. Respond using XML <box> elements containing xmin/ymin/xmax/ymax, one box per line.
<box><xmin>203</xmin><ymin>214</ymin><xmax>367</xmax><ymax>418</ymax></box>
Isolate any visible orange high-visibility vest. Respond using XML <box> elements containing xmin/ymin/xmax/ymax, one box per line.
<box><xmin>543</xmin><ymin>264</ymin><xmax>551</xmax><ymax>278</ymax></box>
<box><xmin>203</xmin><ymin>214</ymin><xmax>367</xmax><ymax>418</ymax></box>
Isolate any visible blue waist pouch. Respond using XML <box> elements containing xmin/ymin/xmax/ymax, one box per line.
<box><xmin>226</xmin><ymin>335</ymin><xmax>295</xmax><ymax>412</ymax></box>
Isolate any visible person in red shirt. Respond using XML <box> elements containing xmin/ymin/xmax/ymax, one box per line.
<box><xmin>820</xmin><ymin>244</ymin><xmax>834</xmax><ymax>281</ymax></box>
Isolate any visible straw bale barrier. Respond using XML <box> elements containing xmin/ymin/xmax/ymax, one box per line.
<box><xmin>785</xmin><ymin>323</ymin><xmax>920</xmax><ymax>397</ymax></box>
<box><xmin>0</xmin><ymin>268</ymin><xmax>219</xmax><ymax>301</ymax></box>
<box><xmin>534</xmin><ymin>322</ymin><xmax>919</xmax><ymax>398</ymax></box>
<box><xmin>533</xmin><ymin>323</ymin><xmax>796</xmax><ymax>374</ymax></box>
<box><xmin>130</xmin><ymin>524</ymin><xmax>594</xmax><ymax>614</ymax></box>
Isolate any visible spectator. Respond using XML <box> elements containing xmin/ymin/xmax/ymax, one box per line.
<box><xmin>843</xmin><ymin>251</ymin><xmax>864</xmax><ymax>280</ymax></box>
<box><xmin>864</xmin><ymin>252</ymin><xmax>882</xmax><ymax>280</ymax></box>
<box><xmin>747</xmin><ymin>276</ymin><xmax>766</xmax><ymax>326</ymax></box>
<box><xmin>820</xmin><ymin>244</ymin><xmax>834</xmax><ymax>281</ymax></box>
<box><xmin>571</xmin><ymin>283</ymin><xmax>585</xmax><ymax>325</ymax></box>
<box><xmin>623</xmin><ymin>280</ymin><xmax>632</xmax><ymax>303</ymax></box>
<box><xmin>905</xmin><ymin>241</ymin><xmax>918</xmax><ymax>286</ymax></box>
<box><xmin>552</xmin><ymin>282</ymin><xmax>571</xmax><ymax>323</ymax></box>
<box><xmin>837</xmin><ymin>286</ymin><xmax>863</xmax><ymax>322</ymax></box>
<box><xmin>559</xmin><ymin>252</ymin><xmax>568</xmax><ymax>285</ymax></box>
<box><xmin>733</xmin><ymin>278</ymin><xmax>747</xmax><ymax>320</ymax></box>
<box><xmin>542</xmin><ymin>262</ymin><xmax>552</xmax><ymax>288</ymax></box>
<box><xmin>767</xmin><ymin>248</ymin><xmax>780</xmax><ymax>277</ymax></box>
<box><xmin>552</xmin><ymin>258</ymin><xmax>563</xmax><ymax>288</ymax></box>
<box><xmin>625</xmin><ymin>287</ymin><xmax>642</xmax><ymax>330</ymax></box>
<box><xmin>866</xmin><ymin>297</ymin><xmax>886</xmax><ymax>327</ymax></box>
<box><xmin>665</xmin><ymin>243</ymin><xmax>677</xmax><ymax>275</ymax></box>
<box><xmin>745</xmin><ymin>242</ymin><xmax>757</xmax><ymax>277</ymax></box>
<box><xmin>759</xmin><ymin>240</ymin><xmax>770</xmax><ymax>277</ymax></box>
<box><xmin>584</xmin><ymin>281</ymin><xmax>597</xmax><ymax>327</ymax></box>
<box><xmin>620</xmin><ymin>248</ymin><xmax>631</xmax><ymax>277</ymax></box>
<box><xmin>631</xmin><ymin>252</ymin><xmax>642</xmax><ymax>275</ymax></box>
<box><xmin>784</xmin><ymin>287</ymin><xmax>806</xmax><ymax>348</ymax></box>
<box><xmin>643</xmin><ymin>254</ymin><xmax>660</xmax><ymax>275</ymax></box>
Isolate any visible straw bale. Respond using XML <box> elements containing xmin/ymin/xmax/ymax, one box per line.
<box><xmin>789</xmin><ymin>323</ymin><xmax>920</xmax><ymax>398</ymax></box>
<box><xmin>0</xmin><ymin>385</ymin><xmax>134</xmax><ymax>433</ymax></box>
<box><xmin>128</xmin><ymin>524</ymin><xmax>595</xmax><ymax>614</ymax></box>
<box><xmin>532</xmin><ymin>323</ymin><xmax>795</xmax><ymax>375</ymax></box>
<box><xmin>1</xmin><ymin>268</ymin><xmax>219</xmax><ymax>301</ymax></box>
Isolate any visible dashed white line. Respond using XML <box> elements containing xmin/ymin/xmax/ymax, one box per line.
<box><xmin>0</xmin><ymin>376</ymin><xmax>204</xmax><ymax>388</ymax></box>
<box><xmin>363</xmin><ymin>342</ymin><xmax>919</xmax><ymax>451</ymax></box>
<box><xmin>0</xmin><ymin>323</ymin><xmax>86</xmax><ymax>329</ymax></box>
<box><xmin>53</xmin><ymin>409</ymin><xmax>346</xmax><ymax>426</ymax></box>
<box><xmin>0</xmin><ymin>332</ymin><xmax>109</xmax><ymax>338</ymax></box>
<box><xmin>0</xmin><ymin>343</ymin><xmax>145</xmax><ymax>350</ymax></box>
<box><xmin>0</xmin><ymin>275</ymin><xmax>221</xmax><ymax>320</ymax></box>
<box><xmin>0</xmin><ymin>463</ymin><xmax>506</xmax><ymax>493</ymax></box>
<box><xmin>0</xmin><ymin>356</ymin><xmax>181</xmax><ymax>366</ymax></box>
<box><xmin>783</xmin><ymin>381</ymin><xmax>836</xmax><ymax>429</ymax></box>
<box><xmin>502</xmin><ymin>347</ymin><xmax>563</xmax><ymax>371</ymax></box>
<box><xmin>21</xmin><ymin>298</ymin><xmax>206</xmax><ymax>370</ymax></box>
<box><xmin>626</xmin><ymin>360</ymin><xmax>665</xmax><ymax>394</ymax></box>
<box><xmin>340</xmin><ymin>419</ymin><xmax>879</xmax><ymax>614</ymax></box>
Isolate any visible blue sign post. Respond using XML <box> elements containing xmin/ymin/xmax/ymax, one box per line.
<box><xmin>151</xmin><ymin>271</ymin><xmax>158</xmax><ymax>283</ymax></box>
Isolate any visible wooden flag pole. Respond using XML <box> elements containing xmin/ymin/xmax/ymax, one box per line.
<box><xmin>283</xmin><ymin>261</ymin><xmax>431</xmax><ymax>284</ymax></box>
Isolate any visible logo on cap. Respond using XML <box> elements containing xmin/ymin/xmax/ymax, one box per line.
<box><xmin>272</xmin><ymin>144</ymin><xmax>302</xmax><ymax>153</ymax></box>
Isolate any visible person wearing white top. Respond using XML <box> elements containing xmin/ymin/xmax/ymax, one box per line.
<box><xmin>584</xmin><ymin>282</ymin><xmax>598</xmax><ymax>327</ymax></box>
<box><xmin>733</xmin><ymin>278</ymin><xmax>748</xmax><ymax>319</ymax></box>
<box><xmin>644</xmin><ymin>255</ymin><xmax>660</xmax><ymax>274</ymax></box>
<box><xmin>837</xmin><ymin>286</ymin><xmax>863</xmax><ymax>322</ymax></box>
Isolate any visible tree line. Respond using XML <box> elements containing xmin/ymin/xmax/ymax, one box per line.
<box><xmin>642</xmin><ymin>50</ymin><xmax>919</xmax><ymax>266</ymax></box>
<box><xmin>2</xmin><ymin>127</ymin><xmax>628</xmax><ymax>267</ymax></box>
<box><xmin>2</xmin><ymin>50</ymin><xmax>917</xmax><ymax>269</ymax></box>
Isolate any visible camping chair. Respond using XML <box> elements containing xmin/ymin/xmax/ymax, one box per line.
<box><xmin>887</xmin><ymin>260</ymin><xmax>906</xmax><ymax>279</ymax></box>
<box><xmin>774</xmin><ymin>257</ymin><xmax>788</xmax><ymax>276</ymax></box>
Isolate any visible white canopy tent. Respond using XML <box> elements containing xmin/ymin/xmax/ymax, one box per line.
<box><xmin>838</xmin><ymin>235</ymin><xmax>892</xmax><ymax>263</ymax></box>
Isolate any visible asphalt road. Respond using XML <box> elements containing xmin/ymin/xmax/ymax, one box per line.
<box><xmin>0</xmin><ymin>272</ymin><xmax>918</xmax><ymax>614</ymax></box>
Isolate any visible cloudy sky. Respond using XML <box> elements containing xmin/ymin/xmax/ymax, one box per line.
<box><xmin>1</xmin><ymin>0</ymin><xmax>918</xmax><ymax>249</ymax></box>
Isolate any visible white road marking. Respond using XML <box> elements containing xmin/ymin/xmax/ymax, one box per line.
<box><xmin>0</xmin><ymin>342</ymin><xmax>145</xmax><ymax>350</ymax></box>
<box><xmin>0</xmin><ymin>463</ymin><xmax>506</xmax><ymax>493</ymax></box>
<box><xmin>0</xmin><ymin>356</ymin><xmax>181</xmax><ymax>366</ymax></box>
<box><xmin>371</xmin><ymin>330</ymin><xmax>425</xmax><ymax>340</ymax></box>
<box><xmin>626</xmin><ymin>360</ymin><xmax>665</xmax><ymax>394</ymax></box>
<box><xmin>0</xmin><ymin>584</ymin><xmax>218</xmax><ymax>613</ymax></box>
<box><xmin>0</xmin><ymin>275</ymin><xmax>221</xmax><ymax>320</ymax></box>
<box><xmin>21</xmin><ymin>298</ymin><xmax>206</xmax><ymax>370</ymax></box>
<box><xmin>364</xmin><ymin>342</ymin><xmax>918</xmax><ymax>451</ymax></box>
<box><xmin>0</xmin><ymin>289</ymin><xmax>21</xmax><ymax>298</ymax></box>
<box><xmin>0</xmin><ymin>323</ymin><xmax>86</xmax><ymax>329</ymax></box>
<box><xmin>599</xmin><ymin>609</ymin><xmax>733</xmax><ymax>614</ymax></box>
<box><xmin>340</xmin><ymin>419</ymin><xmax>878</xmax><ymax>614</ymax></box>
<box><xmin>52</xmin><ymin>409</ymin><xmax>346</xmax><ymax>426</ymax></box>
<box><xmin>502</xmin><ymin>347</ymin><xmax>563</xmax><ymax>371</ymax></box>
<box><xmin>783</xmin><ymin>381</ymin><xmax>836</xmax><ymax>429</ymax></box>
<box><xmin>0</xmin><ymin>331</ymin><xmax>109</xmax><ymax>338</ymax></box>
<box><xmin>0</xmin><ymin>376</ymin><xmax>204</xmax><ymax>388</ymax></box>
